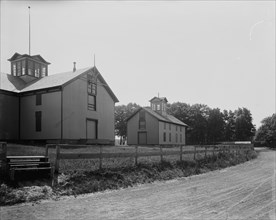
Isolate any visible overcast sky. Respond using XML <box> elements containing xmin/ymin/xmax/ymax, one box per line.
<box><xmin>1</xmin><ymin>1</ymin><xmax>275</xmax><ymax>128</ymax></box>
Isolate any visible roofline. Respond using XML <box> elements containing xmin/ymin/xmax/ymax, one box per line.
<box><xmin>62</xmin><ymin>67</ymin><xmax>119</xmax><ymax>103</ymax></box>
<box><xmin>127</xmin><ymin>107</ymin><xmax>188</xmax><ymax>127</ymax></box>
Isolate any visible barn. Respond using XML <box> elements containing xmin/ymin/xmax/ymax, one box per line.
<box><xmin>0</xmin><ymin>52</ymin><xmax>119</xmax><ymax>144</ymax></box>
<box><xmin>127</xmin><ymin>97</ymin><xmax>188</xmax><ymax>145</ymax></box>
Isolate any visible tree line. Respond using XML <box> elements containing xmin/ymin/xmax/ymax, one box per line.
<box><xmin>255</xmin><ymin>114</ymin><xmax>276</xmax><ymax>148</ymax></box>
<box><xmin>115</xmin><ymin>102</ymin><xmax>256</xmax><ymax>145</ymax></box>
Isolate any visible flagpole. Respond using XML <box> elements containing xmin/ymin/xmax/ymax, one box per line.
<box><xmin>28</xmin><ymin>6</ymin><xmax>31</xmax><ymax>55</ymax></box>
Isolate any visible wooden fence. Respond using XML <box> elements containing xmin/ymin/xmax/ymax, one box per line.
<box><xmin>0</xmin><ymin>143</ymin><xmax>253</xmax><ymax>175</ymax></box>
<box><xmin>46</xmin><ymin>144</ymin><xmax>253</xmax><ymax>173</ymax></box>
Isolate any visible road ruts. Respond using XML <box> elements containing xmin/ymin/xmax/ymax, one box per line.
<box><xmin>1</xmin><ymin>148</ymin><xmax>275</xmax><ymax>220</ymax></box>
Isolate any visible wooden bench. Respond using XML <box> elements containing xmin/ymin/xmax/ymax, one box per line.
<box><xmin>7</xmin><ymin>156</ymin><xmax>53</xmax><ymax>181</ymax></box>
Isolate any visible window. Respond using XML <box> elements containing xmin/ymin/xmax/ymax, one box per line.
<box><xmin>22</xmin><ymin>60</ymin><xmax>26</xmax><ymax>75</ymax></box>
<box><xmin>164</xmin><ymin>122</ymin><xmax>166</xmax><ymax>129</ymax></box>
<box><xmin>176</xmin><ymin>125</ymin><xmax>178</xmax><ymax>131</ymax></box>
<box><xmin>35</xmin><ymin>111</ymin><xmax>42</xmax><ymax>132</ymax></box>
<box><xmin>139</xmin><ymin>121</ymin><xmax>146</xmax><ymax>130</ymax></box>
<box><xmin>28</xmin><ymin>60</ymin><xmax>34</xmax><ymax>76</ymax></box>
<box><xmin>180</xmin><ymin>126</ymin><xmax>182</xmax><ymax>132</ymax></box>
<box><xmin>152</xmin><ymin>104</ymin><xmax>156</xmax><ymax>111</ymax></box>
<box><xmin>88</xmin><ymin>74</ymin><xmax>97</xmax><ymax>95</ymax></box>
<box><xmin>169</xmin><ymin>133</ymin><xmax>171</xmax><ymax>142</ymax></box>
<box><xmin>88</xmin><ymin>94</ymin><xmax>96</xmax><ymax>111</ymax></box>
<box><xmin>36</xmin><ymin>94</ymin><xmax>42</xmax><ymax>105</ymax></box>
<box><xmin>35</xmin><ymin>63</ymin><xmax>40</xmax><ymax>77</ymax></box>
<box><xmin>139</xmin><ymin>110</ymin><xmax>146</xmax><ymax>129</ymax></box>
<box><xmin>42</xmin><ymin>66</ymin><xmax>46</xmax><ymax>77</ymax></box>
<box><xmin>87</xmin><ymin>74</ymin><xmax>97</xmax><ymax>111</ymax></box>
<box><xmin>17</xmin><ymin>62</ymin><xmax>21</xmax><ymax>76</ymax></box>
<box><xmin>176</xmin><ymin>133</ymin><xmax>178</xmax><ymax>143</ymax></box>
<box><xmin>12</xmin><ymin>64</ymin><xmax>16</xmax><ymax>76</ymax></box>
<box><xmin>163</xmin><ymin>132</ymin><xmax>166</xmax><ymax>142</ymax></box>
<box><xmin>169</xmin><ymin>124</ymin><xmax>171</xmax><ymax>130</ymax></box>
<box><xmin>180</xmin><ymin>134</ymin><xmax>182</xmax><ymax>143</ymax></box>
<box><xmin>157</xmin><ymin>104</ymin><xmax>160</xmax><ymax>110</ymax></box>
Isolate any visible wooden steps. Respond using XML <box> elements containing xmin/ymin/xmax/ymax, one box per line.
<box><xmin>7</xmin><ymin>156</ymin><xmax>53</xmax><ymax>181</ymax></box>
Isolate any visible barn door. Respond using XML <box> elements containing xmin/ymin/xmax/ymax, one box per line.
<box><xmin>138</xmin><ymin>132</ymin><xmax>147</xmax><ymax>145</ymax></box>
<box><xmin>86</xmin><ymin>119</ymin><xmax>97</xmax><ymax>139</ymax></box>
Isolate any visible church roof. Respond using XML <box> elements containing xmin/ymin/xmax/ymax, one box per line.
<box><xmin>0</xmin><ymin>66</ymin><xmax>119</xmax><ymax>102</ymax></box>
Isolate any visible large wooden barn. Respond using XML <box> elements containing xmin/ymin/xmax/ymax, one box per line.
<box><xmin>127</xmin><ymin>97</ymin><xmax>188</xmax><ymax>145</ymax></box>
<box><xmin>0</xmin><ymin>52</ymin><xmax>119</xmax><ymax>144</ymax></box>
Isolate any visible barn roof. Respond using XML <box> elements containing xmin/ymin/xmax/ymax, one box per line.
<box><xmin>8</xmin><ymin>52</ymin><xmax>51</xmax><ymax>64</ymax></box>
<box><xmin>0</xmin><ymin>66</ymin><xmax>119</xmax><ymax>102</ymax></box>
<box><xmin>127</xmin><ymin>107</ymin><xmax>188</xmax><ymax>127</ymax></box>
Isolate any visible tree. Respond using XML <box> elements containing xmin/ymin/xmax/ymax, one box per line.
<box><xmin>223</xmin><ymin>110</ymin><xmax>236</xmax><ymax>141</ymax></box>
<box><xmin>115</xmin><ymin>103</ymin><xmax>140</xmax><ymax>144</ymax></box>
<box><xmin>206</xmin><ymin>108</ymin><xmax>225</xmax><ymax>143</ymax></box>
<box><xmin>234</xmin><ymin>107</ymin><xmax>255</xmax><ymax>141</ymax></box>
<box><xmin>255</xmin><ymin>114</ymin><xmax>276</xmax><ymax>147</ymax></box>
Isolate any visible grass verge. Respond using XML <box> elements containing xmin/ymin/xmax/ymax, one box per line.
<box><xmin>0</xmin><ymin>149</ymin><xmax>257</xmax><ymax>206</ymax></box>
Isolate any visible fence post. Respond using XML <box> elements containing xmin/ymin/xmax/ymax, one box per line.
<box><xmin>160</xmin><ymin>145</ymin><xmax>163</xmax><ymax>162</ymax></box>
<box><xmin>0</xmin><ymin>142</ymin><xmax>7</xmax><ymax>177</ymax></box>
<box><xmin>180</xmin><ymin>145</ymin><xmax>183</xmax><ymax>161</ymax></box>
<box><xmin>99</xmin><ymin>145</ymin><xmax>103</xmax><ymax>170</ymax></box>
<box><xmin>54</xmin><ymin>145</ymin><xmax>60</xmax><ymax>174</ymax></box>
<box><xmin>213</xmin><ymin>145</ymin><xmax>215</xmax><ymax>157</ymax></box>
<box><xmin>194</xmin><ymin>146</ymin><xmax>197</xmax><ymax>160</ymax></box>
<box><xmin>45</xmin><ymin>144</ymin><xmax>49</xmax><ymax>157</ymax></box>
<box><xmin>135</xmin><ymin>145</ymin><xmax>138</xmax><ymax>166</ymax></box>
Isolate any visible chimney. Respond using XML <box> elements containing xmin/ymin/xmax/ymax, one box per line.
<box><xmin>73</xmin><ymin>62</ymin><xmax>76</xmax><ymax>72</ymax></box>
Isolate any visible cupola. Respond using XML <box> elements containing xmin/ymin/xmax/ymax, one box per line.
<box><xmin>149</xmin><ymin>96</ymin><xmax>168</xmax><ymax>116</ymax></box>
<box><xmin>8</xmin><ymin>52</ymin><xmax>50</xmax><ymax>83</ymax></box>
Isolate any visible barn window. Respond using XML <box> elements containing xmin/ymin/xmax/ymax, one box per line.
<box><xmin>88</xmin><ymin>74</ymin><xmax>97</xmax><ymax>96</ymax></box>
<box><xmin>169</xmin><ymin>133</ymin><xmax>171</xmax><ymax>142</ymax></box>
<box><xmin>35</xmin><ymin>111</ymin><xmax>42</xmax><ymax>132</ymax></box>
<box><xmin>88</xmin><ymin>94</ymin><xmax>96</xmax><ymax>111</ymax></box>
<box><xmin>36</xmin><ymin>94</ymin><xmax>42</xmax><ymax>106</ymax></box>
<box><xmin>163</xmin><ymin>132</ymin><xmax>166</xmax><ymax>142</ymax></box>
<box><xmin>139</xmin><ymin>110</ymin><xmax>146</xmax><ymax>129</ymax></box>
<box><xmin>180</xmin><ymin>134</ymin><xmax>182</xmax><ymax>143</ymax></box>
<box><xmin>87</xmin><ymin>73</ymin><xmax>97</xmax><ymax>111</ymax></box>
<box><xmin>176</xmin><ymin>133</ymin><xmax>178</xmax><ymax>143</ymax></box>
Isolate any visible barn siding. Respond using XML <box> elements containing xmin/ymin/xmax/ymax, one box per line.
<box><xmin>20</xmin><ymin>91</ymin><xmax>61</xmax><ymax>140</ymax></box>
<box><xmin>62</xmin><ymin>71</ymin><xmax>115</xmax><ymax>141</ymax></box>
<box><xmin>0</xmin><ymin>92</ymin><xmax>19</xmax><ymax>140</ymax></box>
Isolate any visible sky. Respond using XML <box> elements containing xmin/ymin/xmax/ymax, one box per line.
<box><xmin>0</xmin><ymin>1</ymin><xmax>275</xmax><ymax>128</ymax></box>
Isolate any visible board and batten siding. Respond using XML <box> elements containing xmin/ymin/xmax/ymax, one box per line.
<box><xmin>159</xmin><ymin>121</ymin><xmax>186</xmax><ymax>145</ymax></box>
<box><xmin>20</xmin><ymin>91</ymin><xmax>62</xmax><ymax>140</ymax></box>
<box><xmin>0</xmin><ymin>93</ymin><xmax>19</xmax><ymax>139</ymax></box>
<box><xmin>62</xmin><ymin>71</ymin><xmax>115</xmax><ymax>141</ymax></box>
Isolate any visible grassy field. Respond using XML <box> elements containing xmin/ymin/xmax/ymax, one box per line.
<box><xmin>5</xmin><ymin>144</ymin><xmax>211</xmax><ymax>173</ymax></box>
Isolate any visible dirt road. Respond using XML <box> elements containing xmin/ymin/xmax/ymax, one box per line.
<box><xmin>1</xmin><ymin>148</ymin><xmax>275</xmax><ymax>220</ymax></box>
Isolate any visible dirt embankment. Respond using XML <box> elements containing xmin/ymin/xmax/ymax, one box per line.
<box><xmin>1</xmin><ymin>148</ymin><xmax>275</xmax><ymax>220</ymax></box>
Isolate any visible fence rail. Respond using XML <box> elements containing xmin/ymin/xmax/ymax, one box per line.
<box><xmin>51</xmin><ymin>144</ymin><xmax>253</xmax><ymax>173</ymax></box>
<box><xmin>0</xmin><ymin>143</ymin><xmax>253</xmax><ymax>175</ymax></box>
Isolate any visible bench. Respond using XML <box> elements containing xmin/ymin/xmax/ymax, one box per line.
<box><xmin>7</xmin><ymin>156</ymin><xmax>53</xmax><ymax>181</ymax></box>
